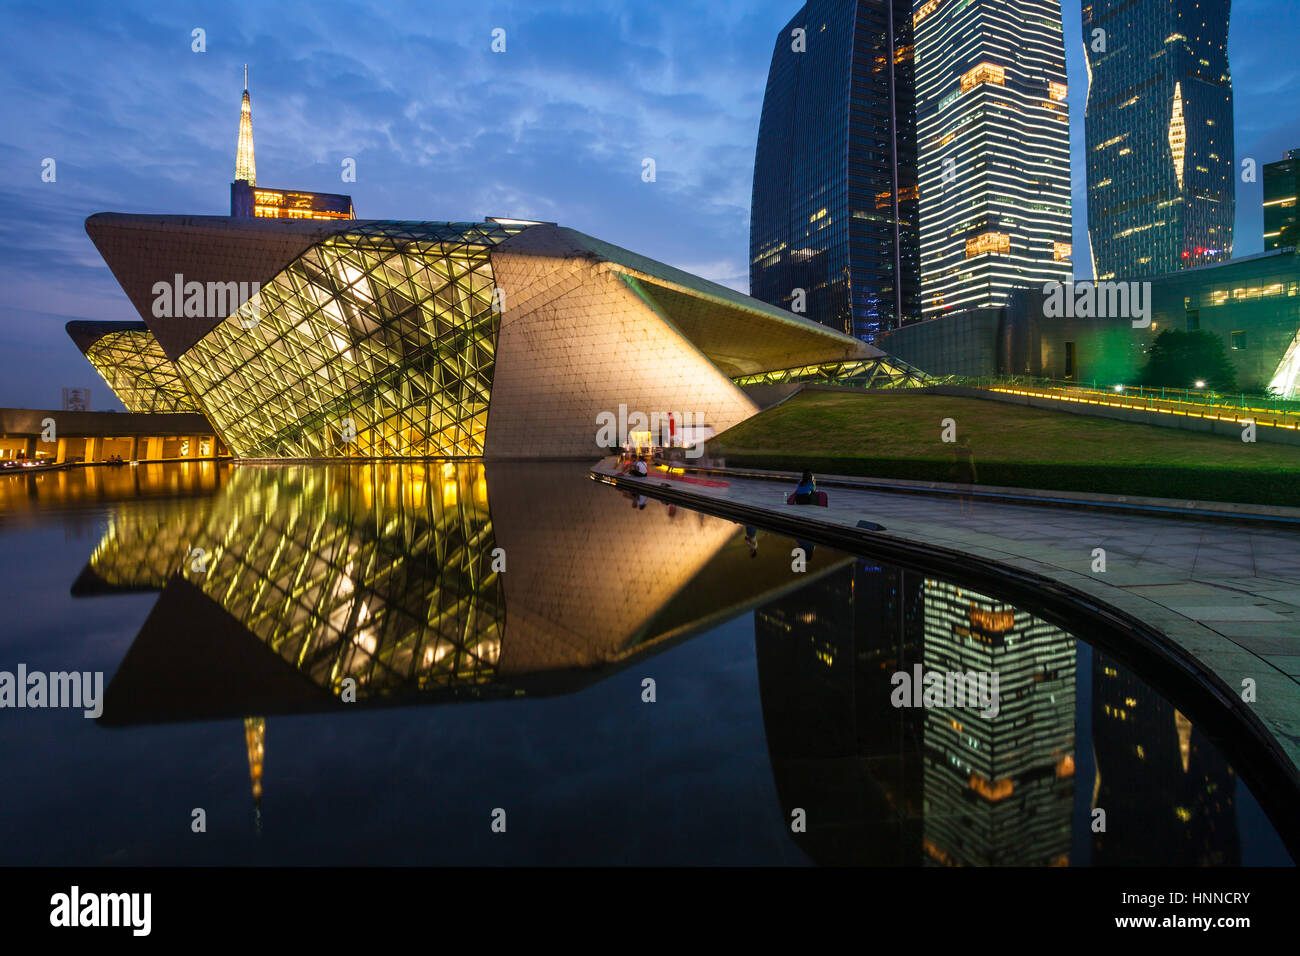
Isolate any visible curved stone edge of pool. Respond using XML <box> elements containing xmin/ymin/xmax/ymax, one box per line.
<box><xmin>591</xmin><ymin>458</ymin><xmax>1300</xmax><ymax>788</ymax></box>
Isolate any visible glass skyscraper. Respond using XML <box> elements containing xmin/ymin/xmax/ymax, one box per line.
<box><xmin>749</xmin><ymin>1</ymin><xmax>920</xmax><ymax>340</ymax></box>
<box><xmin>1083</xmin><ymin>0</ymin><xmax>1235</xmax><ymax>279</ymax></box>
<box><xmin>914</xmin><ymin>0</ymin><xmax>1073</xmax><ymax>318</ymax></box>
<box><xmin>1263</xmin><ymin>149</ymin><xmax>1299</xmax><ymax>252</ymax></box>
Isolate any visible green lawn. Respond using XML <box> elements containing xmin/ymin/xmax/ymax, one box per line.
<box><xmin>711</xmin><ymin>390</ymin><xmax>1300</xmax><ymax>506</ymax></box>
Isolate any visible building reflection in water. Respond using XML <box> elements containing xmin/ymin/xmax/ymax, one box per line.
<box><xmin>244</xmin><ymin>716</ymin><xmax>265</xmax><ymax>834</ymax></box>
<box><xmin>65</xmin><ymin>462</ymin><xmax>1263</xmax><ymax>862</ymax></box>
<box><xmin>754</xmin><ymin>559</ymin><xmax>1248</xmax><ymax>866</ymax></box>
<box><xmin>0</xmin><ymin>460</ymin><xmax>225</xmax><ymax>517</ymax></box>
<box><xmin>920</xmin><ymin>580</ymin><xmax>1075</xmax><ymax>867</ymax></box>
<box><xmin>1092</xmin><ymin>651</ymin><xmax>1240</xmax><ymax>865</ymax></box>
<box><xmin>756</xmin><ymin>562</ymin><xmax>926</xmax><ymax>865</ymax></box>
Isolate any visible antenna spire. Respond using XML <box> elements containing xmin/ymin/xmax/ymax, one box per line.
<box><xmin>236</xmin><ymin>66</ymin><xmax>256</xmax><ymax>185</ymax></box>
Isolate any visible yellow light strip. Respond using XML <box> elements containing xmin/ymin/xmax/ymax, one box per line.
<box><xmin>987</xmin><ymin>386</ymin><xmax>1298</xmax><ymax>430</ymax></box>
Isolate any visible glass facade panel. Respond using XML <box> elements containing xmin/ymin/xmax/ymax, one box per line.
<box><xmin>1083</xmin><ymin>0</ymin><xmax>1234</xmax><ymax>278</ymax></box>
<box><xmin>178</xmin><ymin>221</ymin><xmax>528</xmax><ymax>459</ymax></box>
<box><xmin>750</xmin><ymin>0</ymin><xmax>920</xmax><ymax>340</ymax></box>
<box><xmin>915</xmin><ymin>0</ymin><xmax>1072</xmax><ymax>317</ymax></box>
<box><xmin>84</xmin><ymin>329</ymin><xmax>202</xmax><ymax>413</ymax></box>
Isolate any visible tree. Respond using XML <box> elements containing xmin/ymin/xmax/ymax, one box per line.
<box><xmin>1139</xmin><ymin>329</ymin><xmax>1237</xmax><ymax>391</ymax></box>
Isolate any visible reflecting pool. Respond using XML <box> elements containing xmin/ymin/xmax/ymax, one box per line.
<box><xmin>0</xmin><ymin>461</ymin><xmax>1291</xmax><ymax>865</ymax></box>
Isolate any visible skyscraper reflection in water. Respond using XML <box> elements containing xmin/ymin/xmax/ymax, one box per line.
<box><xmin>1092</xmin><ymin>651</ymin><xmax>1240</xmax><ymax>865</ymax></box>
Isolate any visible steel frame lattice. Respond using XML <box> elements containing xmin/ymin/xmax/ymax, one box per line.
<box><xmin>181</xmin><ymin>463</ymin><xmax>506</xmax><ymax>698</ymax></box>
<box><xmin>84</xmin><ymin>330</ymin><xmax>202</xmax><ymax>413</ymax></box>
<box><xmin>731</xmin><ymin>356</ymin><xmax>930</xmax><ymax>388</ymax></box>
<box><xmin>179</xmin><ymin>221</ymin><xmax>529</xmax><ymax>459</ymax></box>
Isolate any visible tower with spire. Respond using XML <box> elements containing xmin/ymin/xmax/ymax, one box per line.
<box><xmin>228</xmin><ymin>65</ymin><xmax>355</xmax><ymax>219</ymax></box>
<box><xmin>235</xmin><ymin>64</ymin><xmax>256</xmax><ymax>186</ymax></box>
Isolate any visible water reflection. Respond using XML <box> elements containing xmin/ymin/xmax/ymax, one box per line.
<box><xmin>756</xmin><ymin>563</ymin><xmax>1246</xmax><ymax>865</ymax></box>
<box><xmin>83</xmin><ymin>463</ymin><xmax>849</xmax><ymax>720</ymax></box>
<box><xmin>0</xmin><ymin>460</ymin><xmax>224</xmax><ymax>518</ymax></box>
<box><xmin>1092</xmin><ymin>650</ymin><xmax>1239</xmax><ymax>865</ymax></box>
<box><xmin>48</xmin><ymin>462</ymin><xmax>1289</xmax><ymax>865</ymax></box>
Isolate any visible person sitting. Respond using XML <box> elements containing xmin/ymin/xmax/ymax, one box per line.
<box><xmin>792</xmin><ymin>470</ymin><xmax>817</xmax><ymax>504</ymax></box>
<box><xmin>630</xmin><ymin>456</ymin><xmax>649</xmax><ymax>477</ymax></box>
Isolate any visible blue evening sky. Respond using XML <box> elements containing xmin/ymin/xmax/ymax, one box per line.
<box><xmin>0</xmin><ymin>0</ymin><xmax>1296</xmax><ymax>408</ymax></box>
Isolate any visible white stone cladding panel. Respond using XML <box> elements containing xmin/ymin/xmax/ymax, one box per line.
<box><xmin>484</xmin><ymin>251</ymin><xmax>759</xmax><ymax>458</ymax></box>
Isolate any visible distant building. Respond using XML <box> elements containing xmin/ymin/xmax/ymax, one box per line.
<box><xmin>914</xmin><ymin>0</ymin><xmax>1072</xmax><ymax>318</ymax></box>
<box><xmin>1083</xmin><ymin>0</ymin><xmax>1235</xmax><ymax>279</ymax></box>
<box><xmin>230</xmin><ymin>68</ymin><xmax>353</xmax><ymax>221</ymax></box>
<box><xmin>875</xmin><ymin>248</ymin><xmax>1300</xmax><ymax>397</ymax></box>
<box><xmin>1264</xmin><ymin>149</ymin><xmax>1300</xmax><ymax>252</ymax></box>
<box><xmin>749</xmin><ymin>1</ymin><xmax>920</xmax><ymax>340</ymax></box>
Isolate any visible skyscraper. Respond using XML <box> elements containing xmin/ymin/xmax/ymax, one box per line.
<box><xmin>1263</xmin><ymin>149</ymin><xmax>1300</xmax><ymax>251</ymax></box>
<box><xmin>914</xmin><ymin>0</ymin><xmax>1073</xmax><ymax>318</ymax></box>
<box><xmin>236</xmin><ymin>65</ymin><xmax>256</xmax><ymax>186</ymax></box>
<box><xmin>749</xmin><ymin>1</ymin><xmax>920</xmax><ymax>340</ymax></box>
<box><xmin>1083</xmin><ymin>0</ymin><xmax>1235</xmax><ymax>279</ymax></box>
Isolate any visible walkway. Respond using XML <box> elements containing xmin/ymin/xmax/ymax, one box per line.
<box><xmin>592</xmin><ymin>458</ymin><xmax>1300</xmax><ymax>778</ymax></box>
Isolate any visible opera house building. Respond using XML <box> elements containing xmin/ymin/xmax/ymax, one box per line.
<box><xmin>76</xmin><ymin>213</ymin><xmax>923</xmax><ymax>460</ymax></box>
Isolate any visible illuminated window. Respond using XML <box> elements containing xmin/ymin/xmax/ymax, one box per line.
<box><xmin>965</xmin><ymin>232</ymin><xmax>1011</xmax><ymax>257</ymax></box>
<box><xmin>961</xmin><ymin>62</ymin><xmax>1006</xmax><ymax>92</ymax></box>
